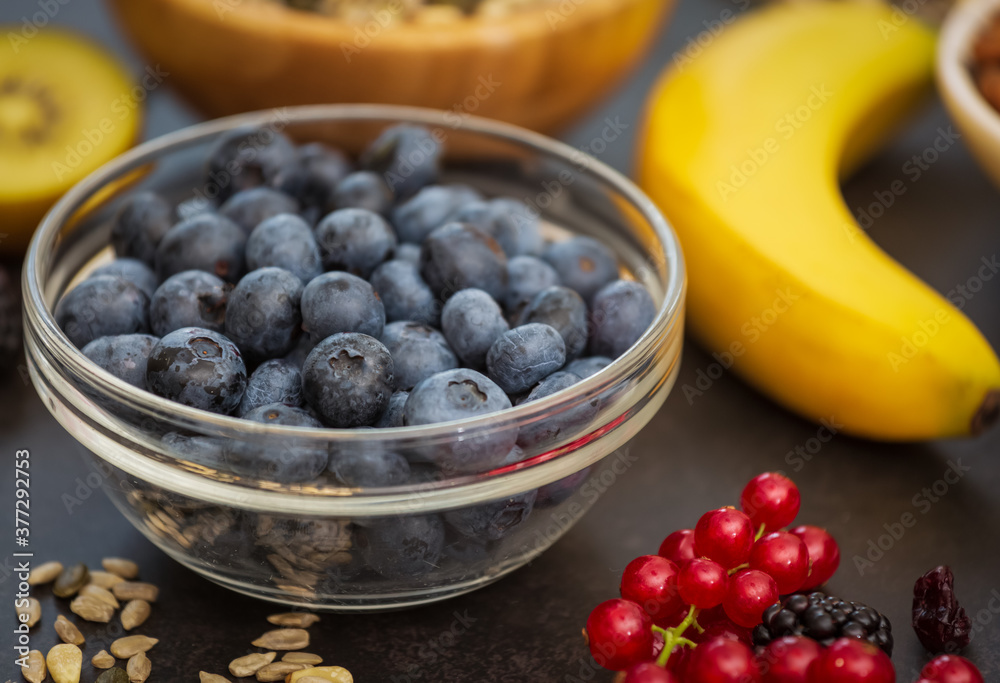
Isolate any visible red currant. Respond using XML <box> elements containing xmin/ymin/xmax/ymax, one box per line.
<box><xmin>691</xmin><ymin>620</ymin><xmax>753</xmax><ymax>648</ymax></box>
<box><xmin>686</xmin><ymin>637</ymin><xmax>761</xmax><ymax>683</ymax></box>
<box><xmin>695</xmin><ymin>507</ymin><xmax>754</xmax><ymax>569</ymax></box>
<box><xmin>808</xmin><ymin>638</ymin><xmax>894</xmax><ymax>683</ymax></box>
<box><xmin>920</xmin><ymin>655</ymin><xmax>985</xmax><ymax>683</ymax></box>
<box><xmin>621</xmin><ymin>555</ymin><xmax>685</xmax><ymax>624</ymax></box>
<box><xmin>741</xmin><ymin>472</ymin><xmax>801</xmax><ymax>532</ymax></box>
<box><xmin>586</xmin><ymin>599</ymin><xmax>655</xmax><ymax>671</ymax></box>
<box><xmin>678</xmin><ymin>558</ymin><xmax>729</xmax><ymax>608</ymax></box>
<box><xmin>757</xmin><ymin>636</ymin><xmax>822</xmax><ymax>683</ymax></box>
<box><xmin>789</xmin><ymin>525</ymin><xmax>840</xmax><ymax>590</ymax></box>
<box><xmin>622</xmin><ymin>662</ymin><xmax>681</xmax><ymax>683</ymax></box>
<box><xmin>723</xmin><ymin>569</ymin><xmax>779</xmax><ymax>628</ymax></box>
<box><xmin>749</xmin><ymin>532</ymin><xmax>810</xmax><ymax>594</ymax></box>
<box><xmin>659</xmin><ymin>529</ymin><xmax>697</xmax><ymax>565</ymax></box>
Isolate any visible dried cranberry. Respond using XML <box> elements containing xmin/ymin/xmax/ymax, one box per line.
<box><xmin>912</xmin><ymin>566</ymin><xmax>972</xmax><ymax>653</ymax></box>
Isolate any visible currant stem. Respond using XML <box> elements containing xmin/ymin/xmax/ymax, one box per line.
<box><xmin>728</xmin><ymin>562</ymin><xmax>750</xmax><ymax>576</ymax></box>
<box><xmin>653</xmin><ymin>605</ymin><xmax>701</xmax><ymax>668</ymax></box>
<box><xmin>755</xmin><ymin>523</ymin><xmax>767</xmax><ymax>541</ymax></box>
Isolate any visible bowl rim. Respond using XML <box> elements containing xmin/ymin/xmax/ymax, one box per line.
<box><xmin>937</xmin><ymin>0</ymin><xmax>1000</xmax><ymax>145</ymax></box>
<box><xmin>24</xmin><ymin>104</ymin><xmax>685</xmax><ymax>509</ymax></box>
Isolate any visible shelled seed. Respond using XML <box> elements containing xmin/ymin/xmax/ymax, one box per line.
<box><xmin>102</xmin><ymin>557</ymin><xmax>140</xmax><ymax>579</ymax></box>
<box><xmin>266</xmin><ymin>612</ymin><xmax>320</xmax><ymax>628</ymax></box>
<box><xmin>70</xmin><ymin>594</ymin><xmax>114</xmax><ymax>623</ymax></box>
<box><xmin>88</xmin><ymin>571</ymin><xmax>125</xmax><ymax>590</ymax></box>
<box><xmin>92</xmin><ymin>649</ymin><xmax>116</xmax><ymax>669</ymax></box>
<box><xmin>120</xmin><ymin>599</ymin><xmax>151</xmax><ymax>630</ymax></box>
<box><xmin>27</xmin><ymin>561</ymin><xmax>63</xmax><ymax>586</ymax></box>
<box><xmin>109</xmin><ymin>635</ymin><xmax>158</xmax><ymax>659</ymax></box>
<box><xmin>256</xmin><ymin>661</ymin><xmax>304</xmax><ymax>681</ymax></box>
<box><xmin>112</xmin><ymin>581</ymin><xmax>158</xmax><ymax>602</ymax></box>
<box><xmin>53</xmin><ymin>563</ymin><xmax>89</xmax><ymax>598</ymax></box>
<box><xmin>199</xmin><ymin>673</ymin><xmax>232</xmax><ymax>683</ymax></box>
<box><xmin>22</xmin><ymin>649</ymin><xmax>46</xmax><ymax>683</ymax></box>
<box><xmin>282</xmin><ymin>652</ymin><xmax>323</xmax><ymax>666</ymax></box>
<box><xmin>251</xmin><ymin>628</ymin><xmax>309</xmax><ymax>650</ymax></box>
<box><xmin>95</xmin><ymin>667</ymin><xmax>129</xmax><ymax>683</ymax></box>
<box><xmin>46</xmin><ymin>643</ymin><xmax>82</xmax><ymax>683</ymax></box>
<box><xmin>127</xmin><ymin>651</ymin><xmax>151</xmax><ymax>683</ymax></box>
<box><xmin>16</xmin><ymin>597</ymin><xmax>41</xmax><ymax>627</ymax></box>
<box><xmin>80</xmin><ymin>583</ymin><xmax>120</xmax><ymax>609</ymax></box>
<box><xmin>55</xmin><ymin>614</ymin><xmax>85</xmax><ymax>645</ymax></box>
<box><xmin>287</xmin><ymin>667</ymin><xmax>354</xmax><ymax>683</ymax></box>
<box><xmin>229</xmin><ymin>651</ymin><xmax>276</xmax><ymax>677</ymax></box>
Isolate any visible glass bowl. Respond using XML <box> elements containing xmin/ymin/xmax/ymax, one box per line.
<box><xmin>23</xmin><ymin>105</ymin><xmax>685</xmax><ymax>610</ymax></box>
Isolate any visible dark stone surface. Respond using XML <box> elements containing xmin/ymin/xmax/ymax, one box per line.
<box><xmin>2</xmin><ymin>0</ymin><xmax>1000</xmax><ymax>680</ymax></box>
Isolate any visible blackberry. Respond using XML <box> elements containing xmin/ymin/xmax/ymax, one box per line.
<box><xmin>753</xmin><ymin>591</ymin><xmax>893</xmax><ymax>654</ymax></box>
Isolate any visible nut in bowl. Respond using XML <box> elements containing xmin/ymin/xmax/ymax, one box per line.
<box><xmin>24</xmin><ymin>105</ymin><xmax>684</xmax><ymax>610</ymax></box>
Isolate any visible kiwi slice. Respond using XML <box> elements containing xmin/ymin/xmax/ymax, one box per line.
<box><xmin>0</xmin><ymin>29</ymin><xmax>141</xmax><ymax>253</ymax></box>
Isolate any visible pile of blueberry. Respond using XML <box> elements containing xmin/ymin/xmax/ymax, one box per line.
<box><xmin>56</xmin><ymin>124</ymin><xmax>656</xmax><ymax>491</ymax></box>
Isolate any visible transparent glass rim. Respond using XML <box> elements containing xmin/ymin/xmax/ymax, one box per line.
<box><xmin>23</xmin><ymin>104</ymin><xmax>685</xmax><ymax>511</ymax></box>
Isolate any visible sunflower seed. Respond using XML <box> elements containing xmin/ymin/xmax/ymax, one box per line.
<box><xmin>120</xmin><ymin>599</ymin><xmax>151</xmax><ymax>631</ymax></box>
<box><xmin>112</xmin><ymin>582</ymin><xmax>158</xmax><ymax>602</ymax></box>
<box><xmin>251</xmin><ymin>628</ymin><xmax>309</xmax><ymax>650</ymax></box>
<box><xmin>266</xmin><ymin>612</ymin><xmax>320</xmax><ymax>628</ymax></box>
<box><xmin>46</xmin><ymin>643</ymin><xmax>82</xmax><ymax>683</ymax></box>
<box><xmin>256</xmin><ymin>662</ymin><xmax>305</xmax><ymax>681</ymax></box>
<box><xmin>127</xmin><ymin>652</ymin><xmax>151</xmax><ymax>683</ymax></box>
<box><xmin>102</xmin><ymin>558</ymin><xmax>140</xmax><ymax>579</ymax></box>
<box><xmin>88</xmin><ymin>571</ymin><xmax>125</xmax><ymax>590</ymax></box>
<box><xmin>22</xmin><ymin>650</ymin><xmax>46</xmax><ymax>683</ymax></box>
<box><xmin>282</xmin><ymin>652</ymin><xmax>323</xmax><ymax>666</ymax></box>
<box><xmin>95</xmin><ymin>667</ymin><xmax>129</xmax><ymax>683</ymax></box>
<box><xmin>16</xmin><ymin>597</ymin><xmax>40</xmax><ymax>628</ymax></box>
<box><xmin>27</xmin><ymin>561</ymin><xmax>63</xmax><ymax>586</ymax></box>
<box><xmin>53</xmin><ymin>563</ymin><xmax>89</xmax><ymax>598</ymax></box>
<box><xmin>199</xmin><ymin>673</ymin><xmax>232</xmax><ymax>683</ymax></box>
<box><xmin>228</xmin><ymin>652</ymin><xmax>276</xmax><ymax>677</ymax></box>
<box><xmin>70</xmin><ymin>594</ymin><xmax>114</xmax><ymax>623</ymax></box>
<box><xmin>80</xmin><ymin>584</ymin><xmax>120</xmax><ymax>609</ymax></box>
<box><xmin>109</xmin><ymin>635</ymin><xmax>159</xmax><ymax>659</ymax></box>
<box><xmin>92</xmin><ymin>649</ymin><xmax>116</xmax><ymax>669</ymax></box>
<box><xmin>287</xmin><ymin>667</ymin><xmax>354</xmax><ymax>683</ymax></box>
<box><xmin>54</xmin><ymin>615</ymin><xmax>85</xmax><ymax>645</ymax></box>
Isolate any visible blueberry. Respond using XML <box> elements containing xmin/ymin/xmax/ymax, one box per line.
<box><xmin>361</xmin><ymin>124</ymin><xmax>441</xmax><ymax>198</ymax></box>
<box><xmin>440</xmin><ymin>288</ymin><xmax>509</xmax><ymax>369</ymax></box>
<box><xmin>536</xmin><ymin>467</ymin><xmax>591</xmax><ymax>508</ymax></box>
<box><xmin>150</xmin><ymin>270</ymin><xmax>232</xmax><ymax>337</ymax></box>
<box><xmin>225</xmin><ymin>267</ymin><xmax>304</xmax><ymax>362</ymax></box>
<box><xmin>565</xmin><ymin>355</ymin><xmax>612</xmax><ymax>379</ymax></box>
<box><xmin>403</xmin><ymin>368</ymin><xmax>516</xmax><ymax>473</ymax></box>
<box><xmin>543</xmin><ymin>236</ymin><xmax>618</xmax><ymax>303</ymax></box>
<box><xmin>517</xmin><ymin>285</ymin><xmax>588</xmax><ymax>360</ymax></box>
<box><xmin>162</xmin><ymin>431</ymin><xmax>227</xmax><ymax>469</ymax></box>
<box><xmin>90</xmin><ymin>258</ymin><xmax>158</xmax><ymax>298</ymax></box>
<box><xmin>205</xmin><ymin>126</ymin><xmax>297</xmax><ymax>203</ymax></box>
<box><xmin>282</xmin><ymin>334</ymin><xmax>315</xmax><ymax>369</ymax></box>
<box><xmin>358</xmin><ymin>514</ymin><xmax>445</xmax><ymax>579</ymax></box>
<box><xmin>271</xmin><ymin>142</ymin><xmax>351</xmax><ymax>222</ymax></box>
<box><xmin>219</xmin><ymin>187</ymin><xmax>299</xmax><ymax>233</ymax></box>
<box><xmin>381</xmin><ymin>321</ymin><xmax>458</xmax><ymax>391</ymax></box>
<box><xmin>56</xmin><ymin>275</ymin><xmax>150</xmax><ymax>348</ymax></box>
<box><xmin>486</xmin><ymin>323</ymin><xmax>566</xmax><ymax>395</ymax></box>
<box><xmin>589</xmin><ymin>279</ymin><xmax>656</xmax><ymax>357</ymax></box>
<box><xmin>374</xmin><ymin>390</ymin><xmax>408</xmax><ymax>428</ymax></box>
<box><xmin>503</xmin><ymin>255</ymin><xmax>560</xmax><ymax>317</ymax></box>
<box><xmin>301</xmin><ymin>332</ymin><xmax>394</xmax><ymax>427</ymax></box>
<box><xmin>442</xmin><ymin>531</ymin><xmax>495</xmax><ymax>564</ymax></box>
<box><xmin>368</xmin><ymin>259</ymin><xmax>438</xmax><ymax>326</ymax></box>
<box><xmin>301</xmin><ymin>271</ymin><xmax>385</xmax><ymax>341</ymax></box>
<box><xmin>225</xmin><ymin>403</ymin><xmax>329</xmax><ymax>483</ymax></box>
<box><xmin>146</xmin><ymin>327</ymin><xmax>247</xmax><ymax>414</ymax></box>
<box><xmin>444</xmin><ymin>489</ymin><xmax>537</xmax><ymax>541</ymax></box>
<box><xmin>394</xmin><ymin>243</ymin><xmax>421</xmax><ymax>265</ymax></box>
<box><xmin>516</xmin><ymin>370</ymin><xmax>597</xmax><ymax>450</ymax></box>
<box><xmin>420</xmin><ymin>222</ymin><xmax>507</xmax><ymax>301</ymax></box>
<box><xmin>328</xmin><ymin>448</ymin><xmax>410</xmax><ymax>487</ymax></box>
<box><xmin>81</xmin><ymin>334</ymin><xmax>159</xmax><ymax>389</ymax></box>
<box><xmin>246</xmin><ymin>213</ymin><xmax>322</xmax><ymax>283</ymax></box>
<box><xmin>390</xmin><ymin>184</ymin><xmax>482</xmax><ymax>244</ymax></box>
<box><xmin>454</xmin><ymin>197</ymin><xmax>542</xmax><ymax>257</ymax></box>
<box><xmin>155</xmin><ymin>213</ymin><xmax>247</xmax><ymax>283</ymax></box>
<box><xmin>110</xmin><ymin>191</ymin><xmax>173</xmax><ymax>265</ymax></box>
<box><xmin>314</xmin><ymin>208</ymin><xmax>397</xmax><ymax>278</ymax></box>
<box><xmin>237</xmin><ymin>358</ymin><xmax>303</xmax><ymax>416</ymax></box>
<box><xmin>333</xmin><ymin>171</ymin><xmax>392</xmax><ymax>215</ymax></box>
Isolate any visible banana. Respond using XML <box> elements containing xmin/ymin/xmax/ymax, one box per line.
<box><xmin>637</xmin><ymin>1</ymin><xmax>1000</xmax><ymax>440</ymax></box>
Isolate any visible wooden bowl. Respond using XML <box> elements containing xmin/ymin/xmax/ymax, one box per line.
<box><xmin>106</xmin><ymin>0</ymin><xmax>673</xmax><ymax>133</ymax></box>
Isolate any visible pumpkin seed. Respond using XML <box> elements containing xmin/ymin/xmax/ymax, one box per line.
<box><xmin>70</xmin><ymin>594</ymin><xmax>114</xmax><ymax>623</ymax></box>
<box><xmin>287</xmin><ymin>667</ymin><xmax>354</xmax><ymax>683</ymax></box>
<box><xmin>109</xmin><ymin>635</ymin><xmax>159</xmax><ymax>659</ymax></box>
<box><xmin>16</xmin><ymin>597</ymin><xmax>40</xmax><ymax>628</ymax></box>
<box><xmin>80</xmin><ymin>583</ymin><xmax>120</xmax><ymax>609</ymax></box>
<box><xmin>102</xmin><ymin>557</ymin><xmax>140</xmax><ymax>579</ymax></box>
<box><xmin>22</xmin><ymin>650</ymin><xmax>45</xmax><ymax>683</ymax></box>
<box><xmin>27</xmin><ymin>561</ymin><xmax>63</xmax><ymax>586</ymax></box>
<box><xmin>255</xmin><ymin>661</ymin><xmax>304</xmax><ymax>681</ymax></box>
<box><xmin>251</xmin><ymin>628</ymin><xmax>309</xmax><ymax>650</ymax></box>
<box><xmin>282</xmin><ymin>652</ymin><xmax>323</xmax><ymax>666</ymax></box>
<box><xmin>120</xmin><ymin>599</ymin><xmax>151</xmax><ymax>630</ymax></box>
<box><xmin>88</xmin><ymin>571</ymin><xmax>125</xmax><ymax>590</ymax></box>
<box><xmin>127</xmin><ymin>651</ymin><xmax>151</xmax><ymax>683</ymax></box>
<box><xmin>55</xmin><ymin>614</ymin><xmax>85</xmax><ymax>645</ymax></box>
<box><xmin>92</xmin><ymin>649</ymin><xmax>116</xmax><ymax>669</ymax></box>
<box><xmin>229</xmin><ymin>651</ymin><xmax>276</xmax><ymax>677</ymax></box>
<box><xmin>95</xmin><ymin>667</ymin><xmax>129</xmax><ymax>683</ymax></box>
<box><xmin>112</xmin><ymin>581</ymin><xmax>158</xmax><ymax>602</ymax></box>
<box><xmin>199</xmin><ymin>673</ymin><xmax>232</xmax><ymax>683</ymax></box>
<box><xmin>53</xmin><ymin>563</ymin><xmax>89</xmax><ymax>598</ymax></box>
<box><xmin>46</xmin><ymin>643</ymin><xmax>82</xmax><ymax>683</ymax></box>
<box><xmin>266</xmin><ymin>612</ymin><xmax>320</xmax><ymax>628</ymax></box>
